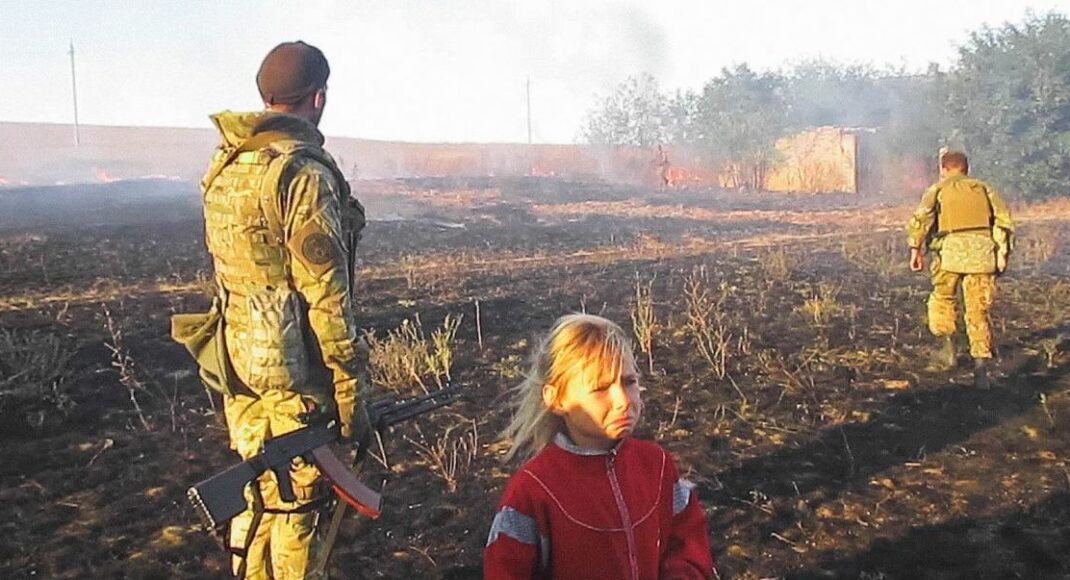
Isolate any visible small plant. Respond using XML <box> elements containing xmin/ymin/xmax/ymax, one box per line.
<box><xmin>491</xmin><ymin>354</ymin><xmax>524</xmax><ymax>380</ymax></box>
<box><xmin>365</xmin><ymin>318</ymin><xmax>426</xmax><ymax>391</ymax></box>
<box><xmin>1017</xmin><ymin>226</ymin><xmax>1058</xmax><ymax>270</ymax></box>
<box><xmin>630</xmin><ymin>272</ymin><xmax>658</xmax><ymax>373</ymax></box>
<box><xmin>426</xmin><ymin>314</ymin><xmax>462</xmax><ymax>388</ymax></box>
<box><xmin>366</xmin><ymin>314</ymin><xmax>463</xmax><ymax>392</ymax></box>
<box><xmin>682</xmin><ymin>267</ymin><xmax>733</xmax><ymax>379</ymax></box>
<box><xmin>798</xmin><ymin>283</ymin><xmax>841</xmax><ymax>326</ymax></box>
<box><xmin>401</xmin><ymin>255</ymin><xmax>419</xmax><ymax>289</ymax></box>
<box><xmin>0</xmin><ymin>327</ymin><xmax>75</xmax><ymax>426</ymax></box>
<box><xmin>1038</xmin><ymin>393</ymin><xmax>1056</xmax><ymax>430</ymax></box>
<box><xmin>1038</xmin><ymin>338</ymin><xmax>1059</xmax><ymax>369</ymax></box>
<box><xmin>756</xmin><ymin>349</ymin><xmax>814</xmax><ymax>395</ymax></box>
<box><xmin>845</xmin><ymin>304</ymin><xmax>859</xmax><ymax>341</ymax></box>
<box><xmin>759</xmin><ymin>247</ymin><xmax>791</xmax><ymax>282</ymax></box>
<box><xmin>736</xmin><ymin>324</ymin><xmax>752</xmax><ymax>356</ymax></box>
<box><xmin>655</xmin><ymin>396</ymin><xmax>682</xmax><ymax>439</ymax></box>
<box><xmin>634</xmin><ymin>232</ymin><xmax>665</xmax><ymax>255</ymax></box>
<box><xmin>103</xmin><ymin>304</ymin><xmax>179</xmax><ymax>431</ymax></box>
<box><xmin>405</xmin><ymin>417</ymin><xmax>479</xmax><ymax>493</ymax></box>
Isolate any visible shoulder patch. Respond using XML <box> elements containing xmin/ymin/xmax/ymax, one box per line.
<box><xmin>288</xmin><ymin>222</ymin><xmax>341</xmax><ymax>278</ymax></box>
<box><xmin>301</xmin><ymin>232</ymin><xmax>334</xmax><ymax>265</ymax></box>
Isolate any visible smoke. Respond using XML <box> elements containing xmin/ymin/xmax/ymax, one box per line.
<box><xmin>508</xmin><ymin>3</ymin><xmax>669</xmax><ymax>142</ymax></box>
<box><xmin>253</xmin><ymin>0</ymin><xmax>669</xmax><ymax>143</ymax></box>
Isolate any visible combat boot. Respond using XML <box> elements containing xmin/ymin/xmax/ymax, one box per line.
<box><xmin>973</xmin><ymin>358</ymin><xmax>991</xmax><ymax>390</ymax></box>
<box><xmin>926</xmin><ymin>336</ymin><xmax>957</xmax><ymax>372</ymax></box>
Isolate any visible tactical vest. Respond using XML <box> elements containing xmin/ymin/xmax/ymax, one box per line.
<box><xmin>936</xmin><ymin>177</ymin><xmax>993</xmax><ymax>235</ymax></box>
<box><xmin>201</xmin><ymin>138</ymin><xmax>361</xmax><ymax>394</ymax></box>
<box><xmin>934</xmin><ymin>177</ymin><xmax>998</xmax><ymax>274</ymax></box>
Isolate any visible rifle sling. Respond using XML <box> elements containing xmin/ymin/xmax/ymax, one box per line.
<box><xmin>233</xmin><ymin>483</ymin><xmax>266</xmax><ymax>580</ymax></box>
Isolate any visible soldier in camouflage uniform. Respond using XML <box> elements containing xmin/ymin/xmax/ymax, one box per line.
<box><xmin>201</xmin><ymin>42</ymin><xmax>367</xmax><ymax>579</ymax></box>
<box><xmin>908</xmin><ymin>150</ymin><xmax>1014</xmax><ymax>389</ymax></box>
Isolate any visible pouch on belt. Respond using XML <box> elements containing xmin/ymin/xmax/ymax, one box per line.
<box><xmin>171</xmin><ymin>296</ymin><xmax>235</xmax><ymax>395</ymax></box>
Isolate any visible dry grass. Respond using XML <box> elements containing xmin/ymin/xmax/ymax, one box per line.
<box><xmin>365</xmin><ymin>314</ymin><xmax>463</xmax><ymax>393</ymax></box>
<box><xmin>683</xmin><ymin>267</ymin><xmax>734</xmax><ymax>379</ymax></box>
<box><xmin>1015</xmin><ymin>224</ymin><xmax>1061</xmax><ymax>272</ymax></box>
<box><xmin>756</xmin><ymin>348</ymin><xmax>816</xmax><ymax>396</ymax></box>
<box><xmin>841</xmin><ymin>236</ymin><xmax>902</xmax><ymax>279</ymax></box>
<box><xmin>759</xmin><ymin>247</ymin><xmax>791</xmax><ymax>282</ymax></box>
<box><xmin>0</xmin><ymin>327</ymin><xmax>75</xmax><ymax>427</ymax></box>
<box><xmin>798</xmin><ymin>283</ymin><xmax>842</xmax><ymax>326</ymax></box>
<box><xmin>405</xmin><ymin>417</ymin><xmax>479</xmax><ymax>493</ymax></box>
<box><xmin>103</xmin><ymin>304</ymin><xmax>180</xmax><ymax>432</ymax></box>
<box><xmin>529</xmin><ymin>199</ymin><xmax>908</xmax><ymax>229</ymax></box>
<box><xmin>630</xmin><ymin>272</ymin><xmax>658</xmax><ymax>373</ymax></box>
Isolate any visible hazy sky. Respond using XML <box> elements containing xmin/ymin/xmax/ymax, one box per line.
<box><xmin>2</xmin><ymin>0</ymin><xmax>1067</xmax><ymax>143</ymax></box>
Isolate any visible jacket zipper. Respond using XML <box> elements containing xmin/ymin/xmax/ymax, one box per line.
<box><xmin>607</xmin><ymin>449</ymin><xmax>640</xmax><ymax>580</ymax></box>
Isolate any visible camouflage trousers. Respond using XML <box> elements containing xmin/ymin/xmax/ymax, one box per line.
<box><xmin>223</xmin><ymin>389</ymin><xmax>329</xmax><ymax>580</ymax></box>
<box><xmin>927</xmin><ymin>260</ymin><xmax>997</xmax><ymax>359</ymax></box>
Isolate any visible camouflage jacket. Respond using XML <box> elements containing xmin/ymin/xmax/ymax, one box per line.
<box><xmin>202</xmin><ymin>110</ymin><xmax>364</xmax><ymax>426</ymax></box>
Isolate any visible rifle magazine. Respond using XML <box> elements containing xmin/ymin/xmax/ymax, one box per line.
<box><xmin>310</xmin><ymin>445</ymin><xmax>382</xmax><ymax>519</ymax></box>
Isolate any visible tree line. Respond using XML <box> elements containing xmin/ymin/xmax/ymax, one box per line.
<box><xmin>581</xmin><ymin>12</ymin><xmax>1070</xmax><ymax>199</ymax></box>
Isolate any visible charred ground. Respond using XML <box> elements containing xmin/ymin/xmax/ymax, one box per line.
<box><xmin>1</xmin><ymin>177</ymin><xmax>1069</xmax><ymax>579</ymax></box>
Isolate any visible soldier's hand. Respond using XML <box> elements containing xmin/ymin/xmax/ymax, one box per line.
<box><xmin>909</xmin><ymin>248</ymin><xmax>925</xmax><ymax>272</ymax></box>
<box><xmin>341</xmin><ymin>398</ymin><xmax>375</xmax><ymax>451</ymax></box>
<box><xmin>299</xmin><ymin>399</ymin><xmax>335</xmax><ymax>426</ymax></box>
<box><xmin>996</xmin><ymin>252</ymin><xmax>1008</xmax><ymax>274</ymax></box>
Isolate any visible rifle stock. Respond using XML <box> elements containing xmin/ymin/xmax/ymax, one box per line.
<box><xmin>188</xmin><ymin>424</ymin><xmax>337</xmax><ymax>529</ymax></box>
<box><xmin>188</xmin><ymin>461</ymin><xmax>261</xmax><ymax>529</ymax></box>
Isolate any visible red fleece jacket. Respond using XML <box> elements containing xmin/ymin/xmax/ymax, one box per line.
<box><xmin>484</xmin><ymin>435</ymin><xmax>716</xmax><ymax>580</ymax></box>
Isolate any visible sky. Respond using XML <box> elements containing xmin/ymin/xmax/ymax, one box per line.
<box><xmin>1</xmin><ymin>0</ymin><xmax>1068</xmax><ymax>144</ymax></box>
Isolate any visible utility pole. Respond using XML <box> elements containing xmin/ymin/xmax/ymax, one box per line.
<box><xmin>526</xmin><ymin>76</ymin><xmax>532</xmax><ymax>145</ymax></box>
<box><xmin>69</xmin><ymin>40</ymin><xmax>80</xmax><ymax>146</ymax></box>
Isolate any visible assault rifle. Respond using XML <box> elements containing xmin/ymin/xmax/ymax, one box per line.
<box><xmin>187</xmin><ymin>384</ymin><xmax>460</xmax><ymax>530</ymax></box>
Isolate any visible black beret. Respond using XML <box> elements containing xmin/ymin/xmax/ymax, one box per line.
<box><xmin>256</xmin><ymin>41</ymin><xmax>330</xmax><ymax>105</ymax></box>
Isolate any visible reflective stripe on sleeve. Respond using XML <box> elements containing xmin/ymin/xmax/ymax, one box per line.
<box><xmin>672</xmin><ymin>479</ymin><xmax>696</xmax><ymax>516</ymax></box>
<box><xmin>486</xmin><ymin>506</ymin><xmax>550</xmax><ymax>567</ymax></box>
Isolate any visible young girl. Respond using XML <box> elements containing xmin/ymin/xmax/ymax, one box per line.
<box><xmin>485</xmin><ymin>314</ymin><xmax>717</xmax><ymax>580</ymax></box>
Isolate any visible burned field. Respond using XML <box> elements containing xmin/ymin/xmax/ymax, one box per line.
<box><xmin>1</xmin><ymin>177</ymin><xmax>1069</xmax><ymax>579</ymax></box>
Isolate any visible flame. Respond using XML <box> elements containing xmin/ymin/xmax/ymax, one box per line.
<box><xmin>530</xmin><ymin>162</ymin><xmax>555</xmax><ymax>177</ymax></box>
<box><xmin>0</xmin><ymin>176</ymin><xmax>8</xmax><ymax>185</ymax></box>
<box><xmin>95</xmin><ymin>168</ymin><xmax>117</xmax><ymax>182</ymax></box>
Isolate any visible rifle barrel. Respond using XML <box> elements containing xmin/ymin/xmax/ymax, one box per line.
<box><xmin>369</xmin><ymin>386</ymin><xmax>460</xmax><ymax>428</ymax></box>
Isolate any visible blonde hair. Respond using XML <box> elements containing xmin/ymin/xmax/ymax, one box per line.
<box><xmin>501</xmin><ymin>313</ymin><xmax>636</xmax><ymax>461</ymax></box>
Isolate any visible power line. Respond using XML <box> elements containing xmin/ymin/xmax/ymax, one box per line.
<box><xmin>69</xmin><ymin>40</ymin><xmax>80</xmax><ymax>146</ymax></box>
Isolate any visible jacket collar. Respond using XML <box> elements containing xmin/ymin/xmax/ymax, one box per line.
<box><xmin>209</xmin><ymin>110</ymin><xmax>325</xmax><ymax>149</ymax></box>
<box><xmin>939</xmin><ymin>173</ymin><xmax>968</xmax><ymax>186</ymax></box>
<box><xmin>553</xmin><ymin>432</ymin><xmax>626</xmax><ymax>456</ymax></box>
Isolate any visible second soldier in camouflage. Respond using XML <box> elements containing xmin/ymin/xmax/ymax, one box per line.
<box><xmin>907</xmin><ymin>150</ymin><xmax>1014</xmax><ymax>389</ymax></box>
